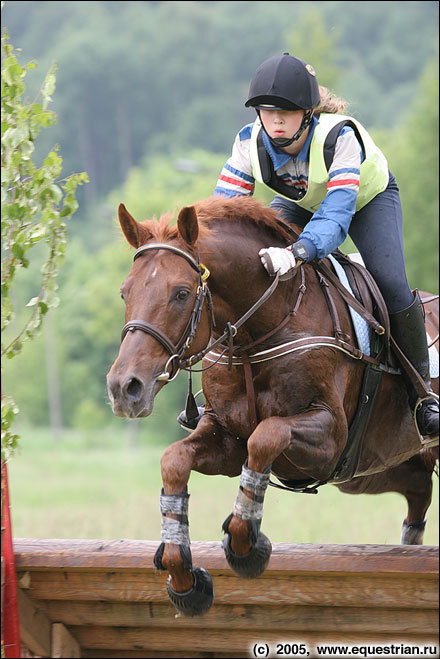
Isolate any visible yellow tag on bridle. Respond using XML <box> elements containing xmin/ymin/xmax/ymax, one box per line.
<box><xmin>200</xmin><ymin>263</ymin><xmax>210</xmax><ymax>281</ymax></box>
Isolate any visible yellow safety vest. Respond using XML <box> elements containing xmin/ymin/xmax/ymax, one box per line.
<box><xmin>249</xmin><ymin>113</ymin><xmax>389</xmax><ymax>212</ymax></box>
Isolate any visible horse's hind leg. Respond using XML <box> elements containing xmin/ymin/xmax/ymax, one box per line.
<box><xmin>398</xmin><ymin>450</ymin><xmax>437</xmax><ymax>544</ymax></box>
<box><xmin>338</xmin><ymin>448</ymin><xmax>438</xmax><ymax>545</ymax></box>
<box><xmin>154</xmin><ymin>414</ymin><xmax>247</xmax><ymax>616</ymax></box>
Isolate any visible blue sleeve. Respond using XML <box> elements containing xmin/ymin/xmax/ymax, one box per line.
<box><xmin>298</xmin><ymin>126</ymin><xmax>362</xmax><ymax>260</ymax></box>
<box><xmin>298</xmin><ymin>188</ymin><xmax>358</xmax><ymax>260</ymax></box>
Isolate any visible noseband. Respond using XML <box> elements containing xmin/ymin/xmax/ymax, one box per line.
<box><xmin>120</xmin><ymin>243</ymin><xmax>213</xmax><ymax>381</ymax></box>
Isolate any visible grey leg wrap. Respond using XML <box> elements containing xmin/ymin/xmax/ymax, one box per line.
<box><xmin>222</xmin><ymin>462</ymin><xmax>271</xmax><ymax>544</ymax></box>
<box><xmin>154</xmin><ymin>488</ymin><xmax>192</xmax><ymax>571</ymax></box>
<box><xmin>160</xmin><ymin>488</ymin><xmax>190</xmax><ymax>544</ymax></box>
<box><xmin>155</xmin><ymin>488</ymin><xmax>214</xmax><ymax>616</ymax></box>
<box><xmin>222</xmin><ymin>462</ymin><xmax>272</xmax><ymax>578</ymax></box>
<box><xmin>232</xmin><ymin>462</ymin><xmax>271</xmax><ymax>521</ymax></box>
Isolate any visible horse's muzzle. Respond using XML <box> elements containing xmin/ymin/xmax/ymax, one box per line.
<box><xmin>106</xmin><ymin>371</ymin><xmax>162</xmax><ymax>418</ymax></box>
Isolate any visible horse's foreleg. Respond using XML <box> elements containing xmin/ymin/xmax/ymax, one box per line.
<box><xmin>223</xmin><ymin>407</ymin><xmax>340</xmax><ymax>576</ymax></box>
<box><xmin>154</xmin><ymin>414</ymin><xmax>247</xmax><ymax>615</ymax></box>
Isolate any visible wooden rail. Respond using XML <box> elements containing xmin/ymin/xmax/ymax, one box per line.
<box><xmin>14</xmin><ymin>539</ymin><xmax>439</xmax><ymax>658</ymax></box>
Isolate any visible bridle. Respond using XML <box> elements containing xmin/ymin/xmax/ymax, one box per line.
<box><xmin>120</xmin><ymin>242</ymin><xmax>282</xmax><ymax>382</ymax></box>
<box><xmin>121</xmin><ymin>243</ymin><xmax>213</xmax><ymax>382</ymax></box>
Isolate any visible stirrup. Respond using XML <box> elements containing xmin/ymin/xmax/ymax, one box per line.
<box><xmin>414</xmin><ymin>392</ymin><xmax>439</xmax><ymax>448</ymax></box>
<box><xmin>177</xmin><ymin>405</ymin><xmax>205</xmax><ymax>432</ymax></box>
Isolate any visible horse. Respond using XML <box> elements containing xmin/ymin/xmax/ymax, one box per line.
<box><xmin>107</xmin><ymin>195</ymin><xmax>439</xmax><ymax>617</ymax></box>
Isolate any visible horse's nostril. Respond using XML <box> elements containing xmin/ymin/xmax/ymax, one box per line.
<box><xmin>125</xmin><ymin>377</ymin><xmax>143</xmax><ymax>401</ymax></box>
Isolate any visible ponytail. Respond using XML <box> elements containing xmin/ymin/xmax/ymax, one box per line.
<box><xmin>314</xmin><ymin>85</ymin><xmax>348</xmax><ymax>115</ymax></box>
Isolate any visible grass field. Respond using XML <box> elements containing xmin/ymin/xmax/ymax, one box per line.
<box><xmin>7</xmin><ymin>424</ymin><xmax>439</xmax><ymax>546</ymax></box>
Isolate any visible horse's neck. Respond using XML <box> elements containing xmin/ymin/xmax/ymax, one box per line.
<box><xmin>198</xmin><ymin>226</ymin><xmax>295</xmax><ymax>336</ymax></box>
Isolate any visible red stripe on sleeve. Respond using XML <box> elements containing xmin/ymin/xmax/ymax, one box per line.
<box><xmin>327</xmin><ymin>178</ymin><xmax>360</xmax><ymax>189</ymax></box>
<box><xmin>219</xmin><ymin>174</ymin><xmax>254</xmax><ymax>191</ymax></box>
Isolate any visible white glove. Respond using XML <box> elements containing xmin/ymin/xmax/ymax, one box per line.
<box><xmin>259</xmin><ymin>246</ymin><xmax>298</xmax><ymax>280</ymax></box>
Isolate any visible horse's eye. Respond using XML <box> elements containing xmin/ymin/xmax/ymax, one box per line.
<box><xmin>120</xmin><ymin>289</ymin><xmax>125</xmax><ymax>301</ymax></box>
<box><xmin>176</xmin><ymin>289</ymin><xmax>190</xmax><ymax>301</ymax></box>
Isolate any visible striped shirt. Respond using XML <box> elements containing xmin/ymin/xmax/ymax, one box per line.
<box><xmin>214</xmin><ymin>116</ymin><xmax>363</xmax><ymax>260</ymax></box>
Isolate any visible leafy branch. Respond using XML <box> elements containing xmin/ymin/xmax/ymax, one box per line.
<box><xmin>1</xmin><ymin>29</ymin><xmax>88</xmax><ymax>460</ymax></box>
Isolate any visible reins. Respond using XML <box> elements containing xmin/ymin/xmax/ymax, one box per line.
<box><xmin>120</xmin><ymin>242</ymin><xmax>282</xmax><ymax>382</ymax></box>
<box><xmin>185</xmin><ymin>270</ymin><xmax>282</xmax><ymax>369</ymax></box>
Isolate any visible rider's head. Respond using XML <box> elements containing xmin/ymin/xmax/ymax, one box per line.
<box><xmin>245</xmin><ymin>53</ymin><xmax>320</xmax><ymax>148</ymax></box>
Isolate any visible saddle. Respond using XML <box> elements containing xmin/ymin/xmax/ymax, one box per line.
<box><xmin>315</xmin><ymin>250</ymin><xmax>438</xmax><ymax>398</ymax></box>
<box><xmin>274</xmin><ymin>218</ymin><xmax>433</xmax><ymax>399</ymax></box>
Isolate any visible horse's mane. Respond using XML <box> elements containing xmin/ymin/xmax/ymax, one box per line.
<box><xmin>136</xmin><ymin>196</ymin><xmax>296</xmax><ymax>245</ymax></box>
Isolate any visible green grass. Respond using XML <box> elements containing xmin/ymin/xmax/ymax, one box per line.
<box><xmin>7</xmin><ymin>425</ymin><xmax>439</xmax><ymax>545</ymax></box>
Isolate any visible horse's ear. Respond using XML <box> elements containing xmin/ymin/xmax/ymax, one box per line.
<box><xmin>177</xmin><ymin>206</ymin><xmax>199</xmax><ymax>247</ymax></box>
<box><xmin>118</xmin><ymin>203</ymin><xmax>144</xmax><ymax>248</ymax></box>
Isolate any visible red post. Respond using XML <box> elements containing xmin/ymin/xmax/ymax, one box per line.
<box><xmin>1</xmin><ymin>461</ymin><xmax>21</xmax><ymax>658</ymax></box>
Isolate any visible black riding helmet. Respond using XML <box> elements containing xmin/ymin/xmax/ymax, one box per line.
<box><xmin>245</xmin><ymin>53</ymin><xmax>321</xmax><ymax>147</ymax></box>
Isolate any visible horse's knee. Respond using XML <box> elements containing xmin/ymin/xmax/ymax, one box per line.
<box><xmin>160</xmin><ymin>443</ymin><xmax>191</xmax><ymax>490</ymax></box>
<box><xmin>249</xmin><ymin>417</ymin><xmax>291</xmax><ymax>445</ymax></box>
<box><xmin>160</xmin><ymin>443</ymin><xmax>178</xmax><ymax>473</ymax></box>
<box><xmin>247</xmin><ymin>418</ymin><xmax>291</xmax><ymax>469</ymax></box>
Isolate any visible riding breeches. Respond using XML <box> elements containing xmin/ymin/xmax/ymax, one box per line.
<box><xmin>270</xmin><ymin>171</ymin><xmax>414</xmax><ymax>314</ymax></box>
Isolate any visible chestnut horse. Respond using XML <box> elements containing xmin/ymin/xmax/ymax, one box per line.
<box><xmin>107</xmin><ymin>196</ymin><xmax>438</xmax><ymax>616</ymax></box>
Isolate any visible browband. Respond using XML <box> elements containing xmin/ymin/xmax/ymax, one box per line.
<box><xmin>133</xmin><ymin>243</ymin><xmax>201</xmax><ymax>273</ymax></box>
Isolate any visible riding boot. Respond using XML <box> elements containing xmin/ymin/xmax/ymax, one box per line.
<box><xmin>177</xmin><ymin>406</ymin><xmax>205</xmax><ymax>431</ymax></box>
<box><xmin>389</xmin><ymin>291</ymin><xmax>439</xmax><ymax>440</ymax></box>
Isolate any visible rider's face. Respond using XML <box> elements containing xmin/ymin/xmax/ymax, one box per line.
<box><xmin>259</xmin><ymin>108</ymin><xmax>305</xmax><ymax>141</ymax></box>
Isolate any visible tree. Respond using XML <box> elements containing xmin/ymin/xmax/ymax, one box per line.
<box><xmin>284</xmin><ymin>8</ymin><xmax>342</xmax><ymax>92</ymax></box>
<box><xmin>1</xmin><ymin>29</ymin><xmax>88</xmax><ymax>459</ymax></box>
<box><xmin>391</xmin><ymin>56</ymin><xmax>439</xmax><ymax>293</ymax></box>
<box><xmin>370</xmin><ymin>55</ymin><xmax>439</xmax><ymax>294</ymax></box>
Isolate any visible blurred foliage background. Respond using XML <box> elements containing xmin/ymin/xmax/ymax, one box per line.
<box><xmin>1</xmin><ymin>1</ymin><xmax>438</xmax><ymax>542</ymax></box>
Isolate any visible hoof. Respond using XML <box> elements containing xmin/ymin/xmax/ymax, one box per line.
<box><xmin>167</xmin><ymin>567</ymin><xmax>214</xmax><ymax>616</ymax></box>
<box><xmin>223</xmin><ymin>531</ymin><xmax>272</xmax><ymax>578</ymax></box>
<box><xmin>401</xmin><ymin>519</ymin><xmax>426</xmax><ymax>545</ymax></box>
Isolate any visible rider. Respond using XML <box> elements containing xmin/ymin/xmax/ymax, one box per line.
<box><xmin>179</xmin><ymin>52</ymin><xmax>438</xmax><ymax>441</ymax></box>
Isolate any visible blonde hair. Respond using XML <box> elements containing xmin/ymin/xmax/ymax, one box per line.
<box><xmin>314</xmin><ymin>85</ymin><xmax>348</xmax><ymax>115</ymax></box>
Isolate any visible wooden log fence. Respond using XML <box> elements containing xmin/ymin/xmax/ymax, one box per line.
<box><xmin>13</xmin><ymin>539</ymin><xmax>439</xmax><ymax>658</ymax></box>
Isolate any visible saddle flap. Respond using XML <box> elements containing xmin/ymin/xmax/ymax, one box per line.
<box><xmin>318</xmin><ymin>250</ymin><xmax>391</xmax><ymax>361</ymax></box>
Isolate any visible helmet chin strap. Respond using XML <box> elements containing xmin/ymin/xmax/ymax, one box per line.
<box><xmin>259</xmin><ymin>109</ymin><xmax>313</xmax><ymax>148</ymax></box>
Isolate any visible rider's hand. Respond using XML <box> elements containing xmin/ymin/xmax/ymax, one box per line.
<box><xmin>259</xmin><ymin>246</ymin><xmax>298</xmax><ymax>280</ymax></box>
